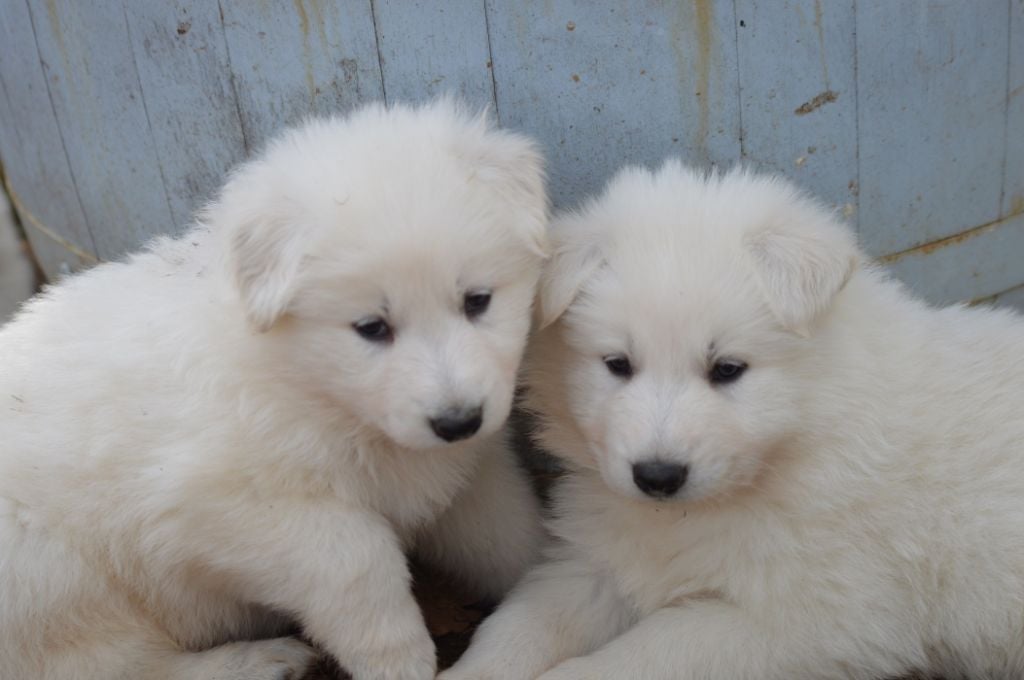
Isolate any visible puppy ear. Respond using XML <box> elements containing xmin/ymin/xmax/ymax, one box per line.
<box><xmin>457</xmin><ymin>114</ymin><xmax>550</xmax><ymax>258</ymax></box>
<box><xmin>230</xmin><ymin>213</ymin><xmax>306</xmax><ymax>332</ymax></box>
<box><xmin>535</xmin><ymin>215</ymin><xmax>604</xmax><ymax>329</ymax></box>
<box><xmin>209</xmin><ymin>164</ymin><xmax>307</xmax><ymax>332</ymax></box>
<box><xmin>744</xmin><ymin>212</ymin><xmax>859</xmax><ymax>336</ymax></box>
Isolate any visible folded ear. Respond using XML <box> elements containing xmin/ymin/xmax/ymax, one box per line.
<box><xmin>229</xmin><ymin>213</ymin><xmax>306</xmax><ymax>332</ymax></box>
<box><xmin>456</xmin><ymin>114</ymin><xmax>550</xmax><ymax>258</ymax></box>
<box><xmin>744</xmin><ymin>210</ymin><xmax>859</xmax><ymax>336</ymax></box>
<box><xmin>208</xmin><ymin>164</ymin><xmax>307</xmax><ymax>332</ymax></box>
<box><xmin>535</xmin><ymin>214</ymin><xmax>604</xmax><ymax>329</ymax></box>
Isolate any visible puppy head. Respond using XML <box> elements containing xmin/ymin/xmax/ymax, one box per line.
<box><xmin>206</xmin><ymin>99</ymin><xmax>548</xmax><ymax>449</ymax></box>
<box><xmin>528</xmin><ymin>162</ymin><xmax>858</xmax><ymax>503</ymax></box>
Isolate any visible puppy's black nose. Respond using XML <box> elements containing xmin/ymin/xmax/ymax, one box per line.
<box><xmin>632</xmin><ymin>461</ymin><xmax>688</xmax><ymax>498</ymax></box>
<box><xmin>429</xmin><ymin>406</ymin><xmax>483</xmax><ymax>442</ymax></box>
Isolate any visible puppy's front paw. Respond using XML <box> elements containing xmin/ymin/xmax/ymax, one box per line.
<box><xmin>437</xmin><ymin>658</ymin><xmax>527</xmax><ymax>680</ymax></box>
<box><xmin>345</xmin><ymin>633</ymin><xmax>436</xmax><ymax>680</ymax></box>
<box><xmin>208</xmin><ymin>637</ymin><xmax>317</xmax><ymax>680</ymax></box>
<box><xmin>536</xmin><ymin>656</ymin><xmax>605</xmax><ymax>680</ymax></box>
<box><xmin>437</xmin><ymin>669</ymin><xmax>496</xmax><ymax>680</ymax></box>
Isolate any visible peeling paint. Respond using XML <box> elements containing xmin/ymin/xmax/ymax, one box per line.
<box><xmin>794</xmin><ymin>89</ymin><xmax>838</xmax><ymax>115</ymax></box>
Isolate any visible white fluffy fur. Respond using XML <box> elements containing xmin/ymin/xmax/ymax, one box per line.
<box><xmin>443</xmin><ymin>162</ymin><xmax>1024</xmax><ymax>679</ymax></box>
<box><xmin>0</xmin><ymin>100</ymin><xmax>547</xmax><ymax>680</ymax></box>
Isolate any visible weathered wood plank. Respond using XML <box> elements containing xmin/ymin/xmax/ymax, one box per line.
<box><xmin>0</xmin><ymin>0</ymin><xmax>96</xmax><ymax>274</ymax></box>
<box><xmin>25</xmin><ymin>0</ymin><xmax>176</xmax><ymax>259</ymax></box>
<box><xmin>882</xmin><ymin>212</ymin><xmax>1024</xmax><ymax>306</ymax></box>
<box><xmin>2</xmin><ymin>0</ymin><xmax>1021</xmax><ymax>303</ymax></box>
<box><xmin>1003</xmin><ymin>0</ymin><xmax>1024</xmax><ymax>218</ymax></box>
<box><xmin>217</xmin><ymin>0</ymin><xmax>383</xmax><ymax>152</ymax></box>
<box><xmin>992</xmin><ymin>282</ymin><xmax>1024</xmax><ymax>311</ymax></box>
<box><xmin>484</xmin><ymin>0</ymin><xmax>742</xmax><ymax>210</ymax></box>
<box><xmin>734</xmin><ymin>0</ymin><xmax>858</xmax><ymax>225</ymax></box>
<box><xmin>123</xmin><ymin>2</ymin><xmax>247</xmax><ymax>230</ymax></box>
<box><xmin>856</xmin><ymin>0</ymin><xmax>1010</xmax><ymax>256</ymax></box>
<box><xmin>371</xmin><ymin>0</ymin><xmax>493</xmax><ymax>110</ymax></box>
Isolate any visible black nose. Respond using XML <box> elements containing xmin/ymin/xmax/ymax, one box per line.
<box><xmin>632</xmin><ymin>461</ymin><xmax>688</xmax><ymax>498</ymax></box>
<box><xmin>429</xmin><ymin>406</ymin><xmax>483</xmax><ymax>442</ymax></box>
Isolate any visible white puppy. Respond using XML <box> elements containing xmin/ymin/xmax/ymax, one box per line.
<box><xmin>0</xmin><ymin>100</ymin><xmax>547</xmax><ymax>680</ymax></box>
<box><xmin>443</xmin><ymin>162</ymin><xmax>1024</xmax><ymax>679</ymax></box>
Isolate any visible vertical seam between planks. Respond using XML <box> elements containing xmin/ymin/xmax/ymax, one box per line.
<box><xmin>482</xmin><ymin>0</ymin><xmax>501</xmax><ymax>125</ymax></box>
<box><xmin>217</xmin><ymin>0</ymin><xmax>251</xmax><ymax>156</ymax></box>
<box><xmin>731</xmin><ymin>0</ymin><xmax>744</xmax><ymax>158</ymax></box>
<box><xmin>999</xmin><ymin>0</ymin><xmax>1013</xmax><ymax>219</ymax></box>
<box><xmin>851</xmin><ymin>0</ymin><xmax>861</xmax><ymax>236</ymax></box>
<box><xmin>369</xmin><ymin>0</ymin><xmax>387</xmax><ymax>105</ymax></box>
<box><xmin>121</xmin><ymin>3</ymin><xmax>178</xmax><ymax>232</ymax></box>
<box><xmin>23</xmin><ymin>0</ymin><xmax>100</xmax><ymax>257</ymax></box>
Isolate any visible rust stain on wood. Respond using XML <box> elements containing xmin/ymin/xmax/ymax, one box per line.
<box><xmin>969</xmin><ymin>281</ymin><xmax>1024</xmax><ymax>307</ymax></box>
<box><xmin>693</xmin><ymin>0</ymin><xmax>713</xmax><ymax>152</ymax></box>
<box><xmin>2</xmin><ymin>177</ymin><xmax>99</xmax><ymax>264</ymax></box>
<box><xmin>1011</xmin><ymin>194</ymin><xmax>1024</xmax><ymax>216</ymax></box>
<box><xmin>878</xmin><ymin>209</ymin><xmax>1024</xmax><ymax>264</ymax></box>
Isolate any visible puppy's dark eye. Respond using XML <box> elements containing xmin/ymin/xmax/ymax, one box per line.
<box><xmin>603</xmin><ymin>354</ymin><xmax>633</xmax><ymax>379</ymax></box>
<box><xmin>464</xmin><ymin>290</ymin><xmax>492</xmax><ymax>319</ymax></box>
<box><xmin>353</xmin><ymin>316</ymin><xmax>393</xmax><ymax>343</ymax></box>
<box><xmin>710</xmin><ymin>359</ymin><xmax>747</xmax><ymax>384</ymax></box>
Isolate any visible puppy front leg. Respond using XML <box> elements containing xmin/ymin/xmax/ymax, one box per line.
<box><xmin>416</xmin><ymin>438</ymin><xmax>544</xmax><ymax>599</ymax></box>
<box><xmin>212</xmin><ymin>506</ymin><xmax>434</xmax><ymax>680</ymax></box>
<box><xmin>439</xmin><ymin>555</ymin><xmax>633</xmax><ymax>680</ymax></box>
<box><xmin>537</xmin><ymin>600</ymin><xmax>789</xmax><ymax>680</ymax></box>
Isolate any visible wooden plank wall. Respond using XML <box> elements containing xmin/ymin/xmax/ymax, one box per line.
<box><xmin>0</xmin><ymin>0</ymin><xmax>1021</xmax><ymax>308</ymax></box>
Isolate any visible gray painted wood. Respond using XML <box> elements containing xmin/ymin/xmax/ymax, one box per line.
<box><xmin>0</xmin><ymin>0</ymin><xmax>1021</xmax><ymax>309</ymax></box>
<box><xmin>734</xmin><ymin>0</ymin><xmax>859</xmax><ymax>225</ymax></box>
<box><xmin>856</xmin><ymin>0</ymin><xmax>1010</xmax><ymax>256</ymax></box>
<box><xmin>0</xmin><ymin>192</ymin><xmax>36</xmax><ymax>324</ymax></box>
<box><xmin>0</xmin><ymin>0</ymin><xmax>96</xmax><ymax>274</ymax></box>
<box><xmin>993</xmin><ymin>281</ymin><xmax>1024</xmax><ymax>310</ymax></box>
<box><xmin>372</xmin><ymin>0</ymin><xmax>494</xmax><ymax>109</ymax></box>
<box><xmin>123</xmin><ymin>2</ymin><xmax>248</xmax><ymax>230</ymax></box>
<box><xmin>25</xmin><ymin>0</ymin><xmax>178</xmax><ymax>259</ymax></box>
<box><xmin>218</xmin><ymin>0</ymin><xmax>382</xmax><ymax>152</ymax></box>
<box><xmin>883</xmin><ymin>212</ymin><xmax>1024</xmax><ymax>307</ymax></box>
<box><xmin>484</xmin><ymin>0</ymin><xmax>741</xmax><ymax>211</ymax></box>
<box><xmin>1004</xmin><ymin>0</ymin><xmax>1024</xmax><ymax>219</ymax></box>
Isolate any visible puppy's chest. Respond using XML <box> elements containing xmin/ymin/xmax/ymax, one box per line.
<box><xmin>561</xmin><ymin>497</ymin><xmax>749</xmax><ymax>614</ymax></box>
<box><xmin>359</xmin><ymin>448</ymin><xmax>477</xmax><ymax>541</ymax></box>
